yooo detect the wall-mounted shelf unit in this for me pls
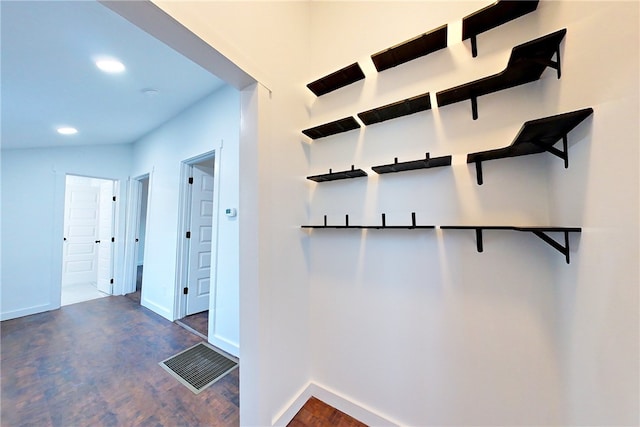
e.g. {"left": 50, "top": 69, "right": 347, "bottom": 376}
{"left": 436, "top": 28, "right": 566, "bottom": 120}
{"left": 302, "top": 116, "right": 360, "bottom": 140}
{"left": 462, "top": 0, "right": 540, "bottom": 57}
{"left": 302, "top": 213, "right": 435, "bottom": 230}
{"left": 371, "top": 24, "right": 448, "bottom": 72}
{"left": 440, "top": 225, "right": 581, "bottom": 263}
{"left": 372, "top": 153, "right": 452, "bottom": 174}
{"left": 307, "top": 63, "right": 366, "bottom": 96}
{"left": 357, "top": 93, "right": 431, "bottom": 125}
{"left": 307, "top": 165, "right": 367, "bottom": 182}
{"left": 467, "top": 108, "right": 594, "bottom": 185}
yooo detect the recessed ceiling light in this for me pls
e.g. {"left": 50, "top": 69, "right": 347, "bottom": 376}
{"left": 57, "top": 127, "right": 78, "bottom": 135}
{"left": 95, "top": 58, "right": 125, "bottom": 73}
{"left": 142, "top": 88, "right": 159, "bottom": 97}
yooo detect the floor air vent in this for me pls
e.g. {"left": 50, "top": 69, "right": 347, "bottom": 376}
{"left": 160, "top": 342, "right": 238, "bottom": 394}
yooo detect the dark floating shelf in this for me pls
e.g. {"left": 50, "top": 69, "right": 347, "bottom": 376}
{"left": 436, "top": 28, "right": 566, "bottom": 120}
{"left": 307, "top": 63, "right": 366, "bottom": 97}
{"left": 372, "top": 153, "right": 452, "bottom": 174}
{"left": 307, "top": 165, "right": 367, "bottom": 182}
{"left": 440, "top": 226, "right": 581, "bottom": 264}
{"left": 302, "top": 213, "right": 435, "bottom": 230}
{"left": 467, "top": 108, "right": 594, "bottom": 185}
{"left": 302, "top": 116, "right": 360, "bottom": 140}
{"left": 358, "top": 93, "right": 432, "bottom": 126}
{"left": 462, "top": 0, "right": 539, "bottom": 57}
{"left": 371, "top": 24, "right": 448, "bottom": 72}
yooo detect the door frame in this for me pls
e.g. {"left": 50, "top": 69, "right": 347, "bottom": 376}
{"left": 123, "top": 172, "right": 152, "bottom": 296}
{"left": 174, "top": 148, "right": 222, "bottom": 323}
{"left": 59, "top": 173, "right": 119, "bottom": 298}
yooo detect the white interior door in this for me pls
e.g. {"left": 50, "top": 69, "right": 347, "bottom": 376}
{"left": 62, "top": 179, "right": 100, "bottom": 286}
{"left": 186, "top": 163, "right": 214, "bottom": 315}
{"left": 96, "top": 181, "right": 115, "bottom": 294}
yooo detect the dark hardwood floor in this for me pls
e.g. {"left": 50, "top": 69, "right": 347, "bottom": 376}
{"left": 1, "top": 296, "right": 238, "bottom": 426}
{"left": 288, "top": 397, "right": 368, "bottom": 427}
{"left": 1, "top": 295, "right": 366, "bottom": 427}
{"left": 178, "top": 310, "right": 209, "bottom": 337}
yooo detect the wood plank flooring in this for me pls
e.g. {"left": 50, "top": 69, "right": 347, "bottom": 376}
{"left": 177, "top": 310, "right": 209, "bottom": 337}
{"left": 288, "top": 397, "right": 368, "bottom": 427}
{"left": 1, "top": 296, "right": 238, "bottom": 426}
{"left": 1, "top": 296, "right": 366, "bottom": 427}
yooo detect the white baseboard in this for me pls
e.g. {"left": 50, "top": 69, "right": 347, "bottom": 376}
{"left": 141, "top": 297, "right": 172, "bottom": 321}
{"left": 210, "top": 333, "right": 239, "bottom": 358}
{"left": 0, "top": 303, "right": 54, "bottom": 321}
{"left": 272, "top": 381, "right": 400, "bottom": 427}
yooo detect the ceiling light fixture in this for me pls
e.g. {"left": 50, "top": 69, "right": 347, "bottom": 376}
{"left": 142, "top": 88, "right": 159, "bottom": 97}
{"left": 57, "top": 127, "right": 78, "bottom": 135}
{"left": 95, "top": 58, "right": 125, "bottom": 73}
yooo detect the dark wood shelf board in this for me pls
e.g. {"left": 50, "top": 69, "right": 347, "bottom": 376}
{"left": 307, "top": 63, "right": 365, "bottom": 97}
{"left": 307, "top": 166, "right": 367, "bottom": 182}
{"left": 440, "top": 225, "right": 581, "bottom": 263}
{"left": 302, "top": 225, "right": 436, "bottom": 230}
{"left": 441, "top": 226, "right": 581, "bottom": 232}
{"left": 462, "top": 0, "right": 539, "bottom": 57}
{"left": 357, "top": 93, "right": 431, "bottom": 126}
{"left": 371, "top": 24, "right": 448, "bottom": 72}
{"left": 436, "top": 29, "right": 566, "bottom": 119}
{"left": 302, "top": 213, "right": 435, "bottom": 229}
{"left": 372, "top": 154, "right": 452, "bottom": 174}
{"left": 302, "top": 116, "right": 360, "bottom": 140}
{"left": 467, "top": 108, "right": 594, "bottom": 184}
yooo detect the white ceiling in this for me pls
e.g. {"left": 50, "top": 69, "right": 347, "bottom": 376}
{"left": 1, "top": 0, "right": 226, "bottom": 150}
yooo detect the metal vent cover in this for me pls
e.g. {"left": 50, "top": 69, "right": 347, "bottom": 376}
{"left": 160, "top": 342, "right": 238, "bottom": 394}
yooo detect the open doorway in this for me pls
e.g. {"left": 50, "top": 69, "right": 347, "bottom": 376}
{"left": 61, "top": 174, "right": 116, "bottom": 306}
{"left": 133, "top": 175, "right": 149, "bottom": 304}
{"left": 122, "top": 173, "right": 150, "bottom": 305}
{"left": 176, "top": 153, "right": 218, "bottom": 338}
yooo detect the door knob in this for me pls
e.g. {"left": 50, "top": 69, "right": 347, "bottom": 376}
{"left": 95, "top": 240, "right": 101, "bottom": 243}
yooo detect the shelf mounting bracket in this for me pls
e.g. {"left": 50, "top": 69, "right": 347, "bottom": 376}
{"left": 470, "top": 96, "right": 479, "bottom": 120}
{"left": 545, "top": 135, "right": 569, "bottom": 168}
{"left": 470, "top": 35, "right": 478, "bottom": 58}
{"left": 474, "top": 160, "right": 484, "bottom": 185}
{"left": 530, "top": 230, "right": 571, "bottom": 264}
{"left": 475, "top": 228, "right": 484, "bottom": 252}
{"left": 528, "top": 46, "right": 561, "bottom": 78}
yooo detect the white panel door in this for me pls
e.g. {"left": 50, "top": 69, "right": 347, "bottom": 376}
{"left": 62, "top": 183, "right": 100, "bottom": 286}
{"left": 96, "top": 181, "right": 115, "bottom": 294}
{"left": 186, "top": 164, "right": 214, "bottom": 315}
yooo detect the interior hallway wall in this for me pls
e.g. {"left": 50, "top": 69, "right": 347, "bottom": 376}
{"left": 1, "top": 144, "right": 132, "bottom": 320}
{"left": 129, "top": 85, "right": 241, "bottom": 356}
{"left": 149, "top": 2, "right": 312, "bottom": 425}
{"left": 155, "top": 1, "right": 638, "bottom": 426}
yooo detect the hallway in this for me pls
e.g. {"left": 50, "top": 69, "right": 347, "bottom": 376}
{"left": 1, "top": 296, "right": 238, "bottom": 426}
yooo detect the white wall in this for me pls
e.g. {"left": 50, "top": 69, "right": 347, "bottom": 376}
{"left": 156, "top": 1, "right": 638, "bottom": 426}
{"left": 547, "top": 2, "right": 639, "bottom": 423}
{"left": 150, "top": 2, "right": 312, "bottom": 425}
{"left": 1, "top": 144, "right": 132, "bottom": 320}
{"left": 129, "top": 85, "right": 242, "bottom": 356}
{"left": 306, "top": 1, "right": 637, "bottom": 426}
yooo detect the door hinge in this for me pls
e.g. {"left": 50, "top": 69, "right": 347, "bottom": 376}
{"left": 112, "top": 196, "right": 116, "bottom": 202}
{"left": 110, "top": 278, "right": 114, "bottom": 284}
{"left": 188, "top": 177, "right": 193, "bottom": 184}
{"left": 186, "top": 231, "right": 191, "bottom": 239}
{"left": 183, "top": 287, "right": 188, "bottom": 295}
{"left": 111, "top": 237, "right": 115, "bottom": 243}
